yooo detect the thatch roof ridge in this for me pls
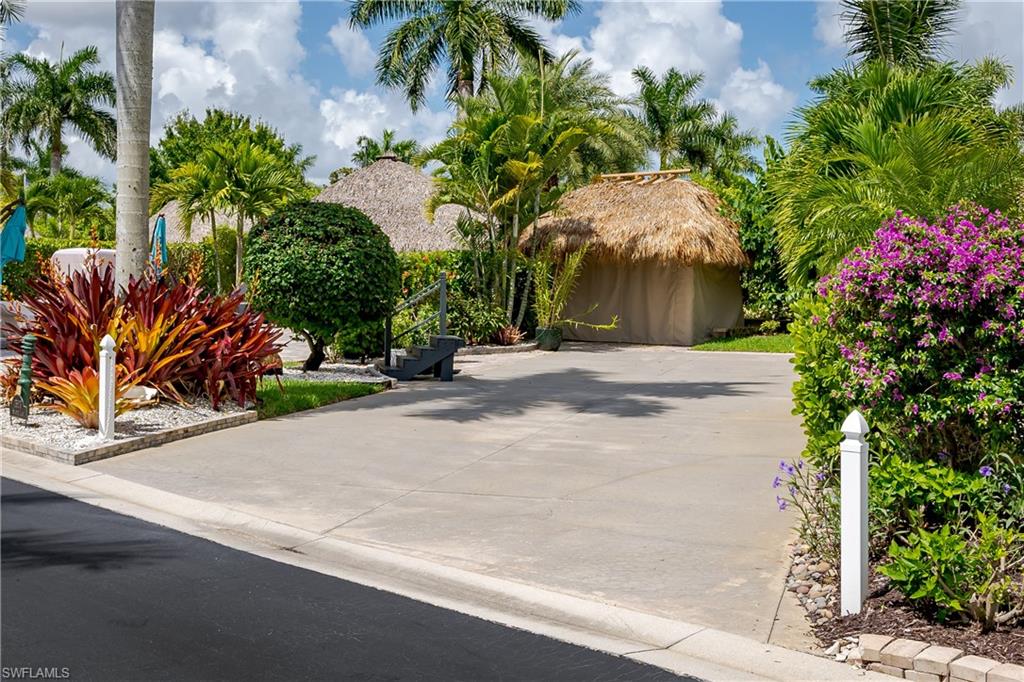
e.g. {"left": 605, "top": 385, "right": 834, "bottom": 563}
{"left": 520, "top": 176, "right": 747, "bottom": 268}
{"left": 314, "top": 157, "right": 460, "bottom": 252}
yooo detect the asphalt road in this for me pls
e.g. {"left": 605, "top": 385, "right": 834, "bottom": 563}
{"left": 1, "top": 478, "right": 689, "bottom": 681}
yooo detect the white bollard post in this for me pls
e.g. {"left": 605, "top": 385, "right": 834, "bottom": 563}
{"left": 840, "top": 409, "right": 869, "bottom": 615}
{"left": 98, "top": 334, "right": 116, "bottom": 440}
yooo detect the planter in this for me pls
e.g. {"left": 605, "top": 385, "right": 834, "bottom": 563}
{"left": 535, "top": 326, "right": 563, "bottom": 351}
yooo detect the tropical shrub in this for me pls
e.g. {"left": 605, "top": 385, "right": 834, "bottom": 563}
{"left": 818, "top": 205, "right": 1024, "bottom": 470}
{"left": 40, "top": 366, "right": 138, "bottom": 428}
{"left": 245, "top": 201, "right": 400, "bottom": 370}
{"left": 447, "top": 290, "right": 505, "bottom": 346}
{"left": 879, "top": 515, "right": 1023, "bottom": 631}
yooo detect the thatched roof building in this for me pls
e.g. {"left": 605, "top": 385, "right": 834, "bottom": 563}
{"left": 314, "top": 155, "right": 463, "bottom": 252}
{"left": 522, "top": 170, "right": 746, "bottom": 346}
{"left": 521, "top": 169, "right": 747, "bottom": 266}
{"left": 150, "top": 201, "right": 251, "bottom": 243}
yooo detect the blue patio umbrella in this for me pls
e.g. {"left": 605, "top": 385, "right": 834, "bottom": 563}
{"left": 150, "top": 213, "right": 168, "bottom": 276}
{"left": 0, "top": 202, "right": 28, "bottom": 288}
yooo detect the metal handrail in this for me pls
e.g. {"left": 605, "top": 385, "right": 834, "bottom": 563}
{"left": 384, "top": 272, "right": 447, "bottom": 368}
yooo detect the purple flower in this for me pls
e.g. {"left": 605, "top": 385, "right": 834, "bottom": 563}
{"left": 979, "top": 465, "right": 994, "bottom": 477}
{"left": 789, "top": 485, "right": 797, "bottom": 496}
{"left": 779, "top": 460, "right": 787, "bottom": 472}
{"left": 815, "top": 471, "right": 826, "bottom": 482}
{"left": 772, "top": 476, "right": 782, "bottom": 489}
{"left": 1003, "top": 483, "right": 1012, "bottom": 494}
{"left": 776, "top": 496, "right": 788, "bottom": 511}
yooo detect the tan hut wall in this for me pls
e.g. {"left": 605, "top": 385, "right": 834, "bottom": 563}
{"left": 562, "top": 257, "right": 742, "bottom": 345}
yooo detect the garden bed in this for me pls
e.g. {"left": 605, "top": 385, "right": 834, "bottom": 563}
{"left": 2, "top": 400, "right": 255, "bottom": 465}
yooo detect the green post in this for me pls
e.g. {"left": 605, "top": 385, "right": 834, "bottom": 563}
{"left": 18, "top": 333, "right": 36, "bottom": 410}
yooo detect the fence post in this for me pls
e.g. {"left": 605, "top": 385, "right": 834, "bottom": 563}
{"left": 98, "top": 334, "right": 116, "bottom": 441}
{"left": 840, "top": 409, "right": 869, "bottom": 615}
{"left": 438, "top": 272, "right": 447, "bottom": 336}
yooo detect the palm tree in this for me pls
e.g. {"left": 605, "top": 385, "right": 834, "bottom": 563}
{"left": 29, "top": 173, "right": 113, "bottom": 239}
{"left": 349, "top": 0, "right": 579, "bottom": 110}
{"left": 2, "top": 46, "right": 116, "bottom": 176}
{"left": 840, "top": 0, "right": 960, "bottom": 67}
{"left": 630, "top": 66, "right": 716, "bottom": 170}
{"left": 209, "top": 140, "right": 304, "bottom": 287}
{"left": 687, "top": 113, "right": 759, "bottom": 180}
{"left": 0, "top": 0, "right": 24, "bottom": 41}
{"left": 352, "top": 129, "right": 421, "bottom": 167}
{"left": 514, "top": 50, "right": 646, "bottom": 184}
{"left": 115, "top": 0, "right": 155, "bottom": 288}
{"left": 151, "top": 152, "right": 227, "bottom": 293}
{"left": 769, "top": 60, "right": 1024, "bottom": 286}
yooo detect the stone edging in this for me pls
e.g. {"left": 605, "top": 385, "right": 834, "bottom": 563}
{"left": 458, "top": 342, "right": 539, "bottom": 356}
{"left": 852, "top": 634, "right": 1023, "bottom": 682}
{"left": 1, "top": 411, "right": 258, "bottom": 466}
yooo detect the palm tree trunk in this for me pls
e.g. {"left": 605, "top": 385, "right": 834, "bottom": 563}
{"left": 208, "top": 210, "right": 222, "bottom": 294}
{"left": 234, "top": 213, "right": 244, "bottom": 288}
{"left": 114, "top": 0, "right": 155, "bottom": 291}
{"left": 49, "top": 126, "right": 62, "bottom": 176}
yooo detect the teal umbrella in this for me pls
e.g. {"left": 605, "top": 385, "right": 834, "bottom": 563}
{"left": 0, "top": 203, "right": 27, "bottom": 288}
{"left": 150, "top": 213, "right": 168, "bottom": 276}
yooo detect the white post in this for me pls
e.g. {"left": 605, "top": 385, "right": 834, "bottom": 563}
{"left": 98, "top": 334, "right": 116, "bottom": 440}
{"left": 840, "top": 409, "right": 869, "bottom": 615}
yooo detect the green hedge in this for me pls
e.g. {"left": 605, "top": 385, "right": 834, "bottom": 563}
{"left": 1, "top": 234, "right": 236, "bottom": 300}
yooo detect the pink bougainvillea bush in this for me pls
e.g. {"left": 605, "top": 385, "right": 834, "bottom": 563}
{"left": 816, "top": 204, "right": 1023, "bottom": 469}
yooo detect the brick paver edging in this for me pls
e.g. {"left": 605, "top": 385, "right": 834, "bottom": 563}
{"left": 2, "top": 411, "right": 258, "bottom": 466}
{"left": 854, "top": 633, "right": 1023, "bottom": 682}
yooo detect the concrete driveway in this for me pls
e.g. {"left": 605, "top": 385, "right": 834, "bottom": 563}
{"left": 84, "top": 344, "right": 805, "bottom": 642}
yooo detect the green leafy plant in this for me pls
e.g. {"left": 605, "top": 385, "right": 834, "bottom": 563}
{"left": 447, "top": 290, "right": 505, "bottom": 346}
{"left": 244, "top": 201, "right": 400, "bottom": 371}
{"left": 880, "top": 514, "right": 1023, "bottom": 631}
{"left": 531, "top": 245, "right": 617, "bottom": 331}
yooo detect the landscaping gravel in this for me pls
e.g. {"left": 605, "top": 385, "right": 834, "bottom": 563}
{"left": 278, "top": 363, "right": 391, "bottom": 384}
{"left": 3, "top": 399, "right": 244, "bottom": 453}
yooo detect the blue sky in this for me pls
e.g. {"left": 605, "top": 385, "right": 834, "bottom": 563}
{"left": 5, "top": 1, "right": 1022, "bottom": 183}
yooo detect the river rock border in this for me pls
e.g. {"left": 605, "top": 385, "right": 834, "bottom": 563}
{"left": 852, "top": 634, "right": 1024, "bottom": 682}
{"left": 2, "top": 410, "right": 258, "bottom": 466}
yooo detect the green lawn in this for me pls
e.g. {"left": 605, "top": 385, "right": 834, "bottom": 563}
{"left": 257, "top": 380, "right": 385, "bottom": 419}
{"left": 691, "top": 333, "right": 794, "bottom": 353}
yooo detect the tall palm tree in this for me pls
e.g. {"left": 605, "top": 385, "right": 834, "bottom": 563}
{"left": 688, "top": 113, "right": 759, "bottom": 180}
{"left": 151, "top": 152, "right": 227, "bottom": 293}
{"left": 630, "top": 66, "right": 715, "bottom": 170}
{"left": 115, "top": 0, "right": 155, "bottom": 288}
{"left": 769, "top": 60, "right": 1024, "bottom": 286}
{"left": 351, "top": 129, "right": 421, "bottom": 167}
{"left": 209, "top": 140, "right": 304, "bottom": 287}
{"left": 840, "top": 0, "right": 961, "bottom": 67}
{"left": 349, "top": 0, "right": 579, "bottom": 110}
{"left": 2, "top": 46, "right": 116, "bottom": 176}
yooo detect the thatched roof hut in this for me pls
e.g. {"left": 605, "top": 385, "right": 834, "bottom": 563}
{"left": 314, "top": 156, "right": 463, "bottom": 252}
{"left": 521, "top": 170, "right": 746, "bottom": 346}
{"left": 150, "top": 201, "right": 251, "bottom": 243}
{"left": 521, "top": 170, "right": 747, "bottom": 267}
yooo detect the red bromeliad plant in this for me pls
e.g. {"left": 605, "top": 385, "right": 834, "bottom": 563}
{"left": 3, "top": 265, "right": 282, "bottom": 413}
{"left": 40, "top": 366, "right": 139, "bottom": 428}
{"left": 193, "top": 290, "right": 282, "bottom": 409}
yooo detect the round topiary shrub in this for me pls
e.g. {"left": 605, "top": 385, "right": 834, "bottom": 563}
{"left": 245, "top": 200, "right": 400, "bottom": 370}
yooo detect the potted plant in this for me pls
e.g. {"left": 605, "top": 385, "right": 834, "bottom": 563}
{"left": 531, "top": 245, "right": 617, "bottom": 351}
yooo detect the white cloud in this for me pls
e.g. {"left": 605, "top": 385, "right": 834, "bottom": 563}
{"left": 716, "top": 61, "right": 798, "bottom": 133}
{"left": 813, "top": 1, "right": 846, "bottom": 51}
{"left": 319, "top": 89, "right": 451, "bottom": 169}
{"left": 9, "top": 0, "right": 451, "bottom": 185}
{"left": 537, "top": 0, "right": 794, "bottom": 136}
{"left": 327, "top": 20, "right": 376, "bottom": 76}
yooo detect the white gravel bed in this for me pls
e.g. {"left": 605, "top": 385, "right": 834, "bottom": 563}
{"left": 277, "top": 362, "right": 391, "bottom": 384}
{"left": 3, "top": 399, "right": 244, "bottom": 453}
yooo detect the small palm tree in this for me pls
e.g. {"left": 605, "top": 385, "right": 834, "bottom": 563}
{"left": 29, "top": 173, "right": 113, "bottom": 239}
{"left": 351, "top": 129, "right": 421, "bottom": 167}
{"left": 350, "top": 0, "right": 578, "bottom": 110}
{"left": 151, "top": 152, "right": 227, "bottom": 293}
{"left": 2, "top": 46, "right": 116, "bottom": 176}
{"left": 630, "top": 66, "right": 715, "bottom": 170}
{"left": 209, "top": 140, "right": 304, "bottom": 286}
{"left": 840, "top": 0, "right": 960, "bottom": 67}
